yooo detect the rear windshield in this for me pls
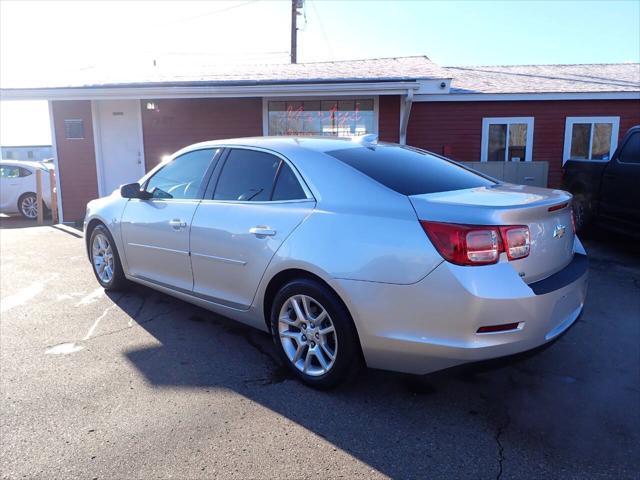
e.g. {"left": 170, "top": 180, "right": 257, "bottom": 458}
{"left": 327, "top": 145, "right": 495, "bottom": 195}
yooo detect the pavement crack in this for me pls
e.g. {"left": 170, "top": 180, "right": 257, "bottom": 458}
{"left": 214, "top": 325, "right": 291, "bottom": 386}
{"left": 495, "top": 415, "right": 511, "bottom": 480}
{"left": 80, "top": 308, "right": 178, "bottom": 344}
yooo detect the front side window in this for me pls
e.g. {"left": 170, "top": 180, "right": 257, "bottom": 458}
{"left": 481, "top": 117, "right": 534, "bottom": 162}
{"left": 327, "top": 145, "right": 495, "bottom": 196}
{"left": 268, "top": 99, "right": 375, "bottom": 137}
{"left": 19, "top": 167, "right": 33, "bottom": 177}
{"left": 145, "top": 148, "right": 217, "bottom": 199}
{"left": 563, "top": 117, "right": 619, "bottom": 164}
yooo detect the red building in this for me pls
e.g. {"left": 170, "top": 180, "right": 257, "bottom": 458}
{"left": 2, "top": 56, "right": 639, "bottom": 222}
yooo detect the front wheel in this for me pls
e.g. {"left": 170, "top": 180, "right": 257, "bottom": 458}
{"left": 270, "top": 279, "right": 361, "bottom": 389}
{"left": 89, "top": 224, "right": 128, "bottom": 291}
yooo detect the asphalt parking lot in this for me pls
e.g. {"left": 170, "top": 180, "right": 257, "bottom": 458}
{"left": 1, "top": 216, "right": 638, "bottom": 479}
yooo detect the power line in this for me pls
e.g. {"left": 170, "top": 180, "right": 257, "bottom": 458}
{"left": 159, "top": 0, "right": 258, "bottom": 28}
{"left": 310, "top": 0, "right": 334, "bottom": 58}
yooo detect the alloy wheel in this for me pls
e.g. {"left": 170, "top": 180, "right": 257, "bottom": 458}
{"left": 278, "top": 294, "right": 338, "bottom": 376}
{"left": 92, "top": 233, "right": 114, "bottom": 283}
{"left": 20, "top": 195, "right": 38, "bottom": 219}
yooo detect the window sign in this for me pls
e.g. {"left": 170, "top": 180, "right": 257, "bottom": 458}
{"left": 268, "top": 99, "right": 375, "bottom": 136}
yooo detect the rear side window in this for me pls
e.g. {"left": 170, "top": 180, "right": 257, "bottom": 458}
{"left": 327, "top": 145, "right": 495, "bottom": 195}
{"left": 619, "top": 132, "right": 640, "bottom": 164}
{"left": 272, "top": 163, "right": 306, "bottom": 201}
{"left": 214, "top": 149, "right": 280, "bottom": 201}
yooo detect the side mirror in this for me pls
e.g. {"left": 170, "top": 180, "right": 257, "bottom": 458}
{"left": 120, "top": 182, "right": 151, "bottom": 199}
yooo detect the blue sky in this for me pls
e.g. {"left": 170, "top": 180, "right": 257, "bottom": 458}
{"left": 1, "top": 0, "right": 639, "bottom": 145}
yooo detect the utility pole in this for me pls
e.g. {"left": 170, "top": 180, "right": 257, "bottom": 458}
{"left": 291, "top": 0, "right": 303, "bottom": 64}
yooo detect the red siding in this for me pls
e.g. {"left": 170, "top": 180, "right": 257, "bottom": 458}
{"left": 51, "top": 100, "right": 98, "bottom": 221}
{"left": 407, "top": 99, "right": 640, "bottom": 187}
{"left": 141, "top": 98, "right": 263, "bottom": 170}
{"left": 378, "top": 95, "right": 400, "bottom": 142}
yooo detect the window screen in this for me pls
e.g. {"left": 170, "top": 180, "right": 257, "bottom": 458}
{"left": 145, "top": 149, "right": 217, "bottom": 199}
{"left": 327, "top": 145, "right": 495, "bottom": 196}
{"left": 64, "top": 119, "right": 84, "bottom": 139}
{"left": 214, "top": 149, "right": 280, "bottom": 201}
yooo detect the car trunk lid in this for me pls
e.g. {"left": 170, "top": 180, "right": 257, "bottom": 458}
{"left": 409, "top": 184, "right": 575, "bottom": 283}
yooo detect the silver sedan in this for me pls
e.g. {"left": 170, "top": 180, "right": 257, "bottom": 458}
{"left": 84, "top": 136, "right": 588, "bottom": 388}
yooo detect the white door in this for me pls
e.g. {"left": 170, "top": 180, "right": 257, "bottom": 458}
{"left": 95, "top": 100, "right": 145, "bottom": 196}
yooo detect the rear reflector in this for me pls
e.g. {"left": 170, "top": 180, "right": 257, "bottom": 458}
{"left": 420, "top": 221, "right": 530, "bottom": 266}
{"left": 477, "top": 322, "right": 521, "bottom": 334}
{"left": 548, "top": 202, "right": 569, "bottom": 212}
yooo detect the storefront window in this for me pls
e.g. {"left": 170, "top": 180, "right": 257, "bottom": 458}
{"left": 268, "top": 99, "right": 375, "bottom": 136}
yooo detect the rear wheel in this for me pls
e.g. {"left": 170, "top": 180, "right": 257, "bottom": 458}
{"left": 572, "top": 193, "right": 592, "bottom": 233}
{"left": 89, "top": 224, "right": 128, "bottom": 291}
{"left": 270, "top": 278, "right": 361, "bottom": 389}
{"left": 18, "top": 193, "right": 38, "bottom": 219}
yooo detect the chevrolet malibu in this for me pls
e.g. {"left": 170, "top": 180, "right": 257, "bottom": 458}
{"left": 84, "top": 136, "right": 588, "bottom": 388}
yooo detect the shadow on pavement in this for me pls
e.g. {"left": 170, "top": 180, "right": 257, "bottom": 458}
{"left": 0, "top": 215, "right": 49, "bottom": 229}
{"left": 103, "top": 260, "right": 639, "bottom": 479}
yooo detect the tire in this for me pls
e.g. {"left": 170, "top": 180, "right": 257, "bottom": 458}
{"left": 18, "top": 193, "right": 38, "bottom": 219}
{"left": 572, "top": 193, "right": 592, "bottom": 233}
{"left": 270, "top": 278, "right": 361, "bottom": 389}
{"left": 88, "top": 224, "right": 128, "bottom": 291}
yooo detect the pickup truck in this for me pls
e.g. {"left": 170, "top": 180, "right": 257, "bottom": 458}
{"left": 563, "top": 125, "right": 640, "bottom": 236}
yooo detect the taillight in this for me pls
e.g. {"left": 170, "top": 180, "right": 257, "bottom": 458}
{"left": 420, "top": 221, "right": 530, "bottom": 266}
{"left": 500, "top": 226, "right": 530, "bottom": 260}
{"left": 570, "top": 207, "right": 576, "bottom": 234}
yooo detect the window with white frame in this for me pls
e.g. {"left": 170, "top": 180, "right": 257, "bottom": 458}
{"left": 481, "top": 117, "right": 534, "bottom": 162}
{"left": 563, "top": 117, "right": 619, "bottom": 164}
{"left": 267, "top": 98, "right": 376, "bottom": 136}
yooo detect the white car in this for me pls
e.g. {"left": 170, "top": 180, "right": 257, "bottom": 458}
{"left": 0, "top": 160, "right": 52, "bottom": 219}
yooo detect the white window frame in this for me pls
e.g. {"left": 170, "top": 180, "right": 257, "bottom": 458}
{"left": 562, "top": 116, "right": 620, "bottom": 165}
{"left": 262, "top": 96, "right": 379, "bottom": 137}
{"left": 481, "top": 117, "right": 535, "bottom": 162}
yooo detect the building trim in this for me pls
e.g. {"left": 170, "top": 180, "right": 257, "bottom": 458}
{"left": 415, "top": 92, "right": 640, "bottom": 102}
{"left": 399, "top": 90, "right": 414, "bottom": 145}
{"left": 47, "top": 101, "right": 64, "bottom": 223}
{"left": 90, "top": 101, "right": 106, "bottom": 197}
{"left": 1, "top": 81, "right": 421, "bottom": 101}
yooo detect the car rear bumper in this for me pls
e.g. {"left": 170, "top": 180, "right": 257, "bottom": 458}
{"left": 336, "top": 248, "right": 588, "bottom": 375}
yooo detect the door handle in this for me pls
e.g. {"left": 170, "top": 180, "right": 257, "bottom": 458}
{"left": 249, "top": 226, "right": 276, "bottom": 237}
{"left": 169, "top": 219, "right": 187, "bottom": 230}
